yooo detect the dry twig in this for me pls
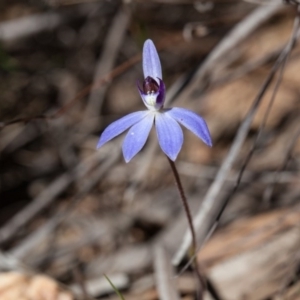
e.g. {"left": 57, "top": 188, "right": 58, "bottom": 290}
{"left": 173, "top": 5, "right": 300, "bottom": 265}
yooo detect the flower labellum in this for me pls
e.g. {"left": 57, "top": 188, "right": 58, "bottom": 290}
{"left": 97, "top": 39, "right": 212, "bottom": 162}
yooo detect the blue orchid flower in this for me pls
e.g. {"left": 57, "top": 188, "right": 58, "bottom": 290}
{"left": 97, "top": 39, "right": 212, "bottom": 162}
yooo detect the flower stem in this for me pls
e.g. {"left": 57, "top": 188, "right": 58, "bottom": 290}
{"left": 167, "top": 157, "right": 206, "bottom": 299}
{"left": 167, "top": 157, "right": 197, "bottom": 255}
{"left": 167, "top": 157, "right": 223, "bottom": 300}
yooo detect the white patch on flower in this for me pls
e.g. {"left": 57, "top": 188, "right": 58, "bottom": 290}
{"left": 144, "top": 92, "right": 160, "bottom": 111}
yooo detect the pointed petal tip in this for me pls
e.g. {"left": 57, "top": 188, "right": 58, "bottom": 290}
{"left": 124, "top": 155, "right": 131, "bottom": 163}
{"left": 143, "top": 39, "right": 156, "bottom": 56}
{"left": 96, "top": 139, "right": 104, "bottom": 149}
{"left": 144, "top": 39, "right": 153, "bottom": 44}
{"left": 203, "top": 132, "right": 213, "bottom": 147}
{"left": 144, "top": 39, "right": 155, "bottom": 48}
{"left": 166, "top": 153, "right": 178, "bottom": 161}
{"left": 123, "top": 148, "right": 134, "bottom": 163}
{"left": 201, "top": 133, "right": 213, "bottom": 147}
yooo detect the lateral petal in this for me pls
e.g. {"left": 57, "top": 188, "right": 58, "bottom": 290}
{"left": 97, "top": 111, "right": 149, "bottom": 149}
{"left": 165, "top": 107, "right": 212, "bottom": 147}
{"left": 122, "top": 113, "right": 155, "bottom": 162}
{"left": 155, "top": 113, "right": 183, "bottom": 161}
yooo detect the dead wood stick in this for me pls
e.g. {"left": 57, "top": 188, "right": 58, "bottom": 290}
{"left": 0, "top": 173, "right": 73, "bottom": 245}
{"left": 154, "top": 246, "right": 180, "bottom": 300}
{"left": 211, "top": 44, "right": 293, "bottom": 86}
{"left": 82, "top": 7, "right": 131, "bottom": 131}
{"left": 173, "top": 8, "right": 300, "bottom": 265}
{"left": 9, "top": 144, "right": 120, "bottom": 260}
{"left": 155, "top": 159, "right": 299, "bottom": 184}
{"left": 186, "top": 4, "right": 284, "bottom": 95}
{"left": 206, "top": 33, "right": 296, "bottom": 232}
{"left": 0, "top": 144, "right": 114, "bottom": 246}
{"left": 197, "top": 206, "right": 300, "bottom": 267}
{"left": 0, "top": 251, "right": 29, "bottom": 272}
{"left": 0, "top": 13, "right": 63, "bottom": 42}
{"left": 263, "top": 125, "right": 300, "bottom": 204}
{"left": 70, "top": 274, "right": 129, "bottom": 298}
{"left": 0, "top": 3, "right": 106, "bottom": 43}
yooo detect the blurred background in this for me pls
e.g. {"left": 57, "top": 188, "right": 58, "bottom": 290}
{"left": 0, "top": 0, "right": 300, "bottom": 299}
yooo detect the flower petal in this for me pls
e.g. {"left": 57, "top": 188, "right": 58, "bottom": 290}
{"left": 143, "top": 39, "right": 162, "bottom": 83}
{"left": 97, "top": 111, "right": 149, "bottom": 149}
{"left": 156, "top": 78, "right": 166, "bottom": 107}
{"left": 155, "top": 113, "right": 183, "bottom": 161}
{"left": 122, "top": 113, "right": 155, "bottom": 162}
{"left": 165, "top": 107, "right": 212, "bottom": 147}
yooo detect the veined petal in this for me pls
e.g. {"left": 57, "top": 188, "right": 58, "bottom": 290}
{"left": 97, "top": 111, "right": 149, "bottom": 149}
{"left": 165, "top": 107, "right": 212, "bottom": 147}
{"left": 122, "top": 113, "right": 155, "bottom": 162}
{"left": 143, "top": 40, "right": 162, "bottom": 83}
{"left": 155, "top": 113, "right": 183, "bottom": 161}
